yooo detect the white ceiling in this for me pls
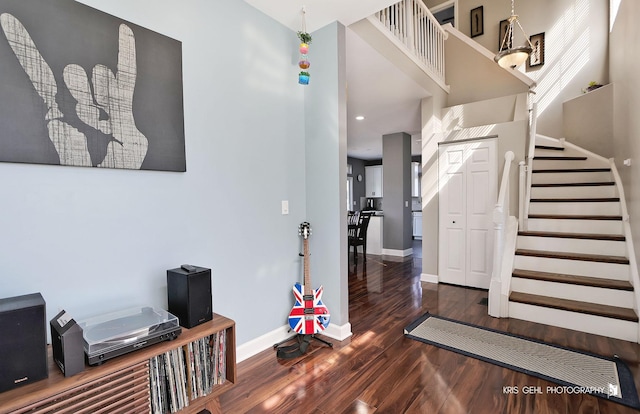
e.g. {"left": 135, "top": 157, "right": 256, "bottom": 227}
{"left": 244, "top": 0, "right": 431, "bottom": 160}
{"left": 244, "top": 0, "right": 400, "bottom": 33}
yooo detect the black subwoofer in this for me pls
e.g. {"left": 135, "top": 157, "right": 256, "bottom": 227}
{"left": 0, "top": 292, "right": 48, "bottom": 392}
{"left": 167, "top": 266, "right": 212, "bottom": 328}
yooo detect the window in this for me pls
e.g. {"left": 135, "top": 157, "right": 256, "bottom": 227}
{"left": 432, "top": 2, "right": 455, "bottom": 27}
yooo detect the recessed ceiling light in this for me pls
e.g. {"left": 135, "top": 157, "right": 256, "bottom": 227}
{"left": 355, "top": 116, "right": 365, "bottom": 121}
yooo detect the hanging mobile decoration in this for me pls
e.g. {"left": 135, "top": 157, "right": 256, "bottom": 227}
{"left": 297, "top": 7, "right": 312, "bottom": 85}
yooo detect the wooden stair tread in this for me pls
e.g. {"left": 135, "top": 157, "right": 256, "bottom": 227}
{"left": 534, "top": 156, "right": 587, "bottom": 160}
{"left": 528, "top": 214, "right": 622, "bottom": 220}
{"left": 509, "top": 292, "right": 639, "bottom": 322}
{"left": 516, "top": 248, "right": 629, "bottom": 264}
{"left": 512, "top": 269, "right": 634, "bottom": 290}
{"left": 529, "top": 197, "right": 619, "bottom": 203}
{"left": 518, "top": 230, "right": 625, "bottom": 241}
{"left": 535, "top": 145, "right": 565, "bottom": 151}
{"left": 532, "top": 168, "right": 611, "bottom": 173}
{"left": 531, "top": 182, "right": 615, "bottom": 188}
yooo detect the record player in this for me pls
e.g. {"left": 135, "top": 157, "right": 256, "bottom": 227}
{"left": 79, "top": 306, "right": 181, "bottom": 365}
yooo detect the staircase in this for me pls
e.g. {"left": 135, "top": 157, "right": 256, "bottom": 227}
{"left": 507, "top": 135, "right": 639, "bottom": 342}
{"left": 355, "top": 0, "right": 638, "bottom": 343}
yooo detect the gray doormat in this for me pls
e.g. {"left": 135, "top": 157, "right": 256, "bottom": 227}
{"left": 405, "top": 313, "right": 640, "bottom": 409}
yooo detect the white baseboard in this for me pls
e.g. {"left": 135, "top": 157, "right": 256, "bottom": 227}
{"left": 421, "top": 273, "right": 438, "bottom": 283}
{"left": 382, "top": 248, "right": 413, "bottom": 257}
{"left": 322, "top": 322, "right": 353, "bottom": 341}
{"left": 236, "top": 325, "right": 293, "bottom": 363}
{"left": 235, "top": 322, "right": 353, "bottom": 363}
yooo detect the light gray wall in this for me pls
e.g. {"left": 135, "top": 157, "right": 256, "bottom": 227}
{"left": 382, "top": 132, "right": 413, "bottom": 251}
{"left": 445, "top": 26, "right": 531, "bottom": 107}
{"left": 0, "top": 0, "right": 313, "bottom": 347}
{"left": 455, "top": 0, "right": 609, "bottom": 140}
{"left": 421, "top": 91, "right": 448, "bottom": 277}
{"left": 563, "top": 83, "right": 614, "bottom": 158}
{"left": 304, "top": 22, "right": 349, "bottom": 327}
{"left": 611, "top": 0, "right": 640, "bottom": 283}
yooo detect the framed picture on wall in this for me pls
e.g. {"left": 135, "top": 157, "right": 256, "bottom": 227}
{"left": 528, "top": 32, "right": 545, "bottom": 68}
{"left": 470, "top": 6, "right": 483, "bottom": 38}
{"left": 499, "top": 19, "right": 512, "bottom": 50}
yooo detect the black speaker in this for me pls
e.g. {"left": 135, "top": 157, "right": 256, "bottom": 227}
{"left": 167, "top": 266, "right": 212, "bottom": 328}
{"left": 50, "top": 310, "right": 84, "bottom": 377}
{"left": 0, "top": 293, "right": 48, "bottom": 393}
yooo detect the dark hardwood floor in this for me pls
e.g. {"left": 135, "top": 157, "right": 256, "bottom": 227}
{"left": 219, "top": 243, "right": 640, "bottom": 413}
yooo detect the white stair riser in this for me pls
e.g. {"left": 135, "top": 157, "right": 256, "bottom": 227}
{"left": 533, "top": 148, "right": 563, "bottom": 156}
{"left": 526, "top": 218, "right": 623, "bottom": 235}
{"left": 533, "top": 150, "right": 567, "bottom": 159}
{"left": 528, "top": 201, "right": 620, "bottom": 215}
{"left": 508, "top": 302, "right": 638, "bottom": 342}
{"left": 530, "top": 185, "right": 617, "bottom": 199}
{"left": 514, "top": 255, "right": 629, "bottom": 280}
{"left": 534, "top": 144, "right": 585, "bottom": 158}
{"left": 517, "top": 235, "right": 627, "bottom": 256}
{"left": 534, "top": 146, "right": 587, "bottom": 158}
{"left": 533, "top": 158, "right": 609, "bottom": 169}
{"left": 510, "top": 278, "right": 635, "bottom": 308}
{"left": 531, "top": 171, "right": 612, "bottom": 184}
{"left": 536, "top": 136, "right": 562, "bottom": 148}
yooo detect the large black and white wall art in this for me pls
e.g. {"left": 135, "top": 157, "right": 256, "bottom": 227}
{"left": 0, "top": 0, "right": 185, "bottom": 171}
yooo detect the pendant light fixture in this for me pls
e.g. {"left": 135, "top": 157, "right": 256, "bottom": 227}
{"left": 494, "top": 0, "right": 533, "bottom": 69}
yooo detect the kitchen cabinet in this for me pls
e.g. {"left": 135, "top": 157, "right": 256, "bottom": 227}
{"left": 366, "top": 215, "right": 383, "bottom": 254}
{"left": 412, "top": 212, "right": 422, "bottom": 239}
{"left": 365, "top": 165, "right": 383, "bottom": 197}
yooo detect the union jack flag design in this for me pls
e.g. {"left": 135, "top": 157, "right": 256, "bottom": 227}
{"left": 288, "top": 282, "right": 330, "bottom": 334}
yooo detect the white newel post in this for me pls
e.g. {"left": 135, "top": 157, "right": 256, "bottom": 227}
{"left": 489, "top": 151, "right": 514, "bottom": 318}
{"left": 518, "top": 161, "right": 526, "bottom": 229}
{"left": 489, "top": 206, "right": 505, "bottom": 317}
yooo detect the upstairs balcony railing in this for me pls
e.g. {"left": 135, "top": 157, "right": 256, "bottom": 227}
{"left": 372, "top": 0, "right": 447, "bottom": 86}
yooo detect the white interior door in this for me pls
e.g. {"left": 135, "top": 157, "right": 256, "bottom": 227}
{"left": 438, "top": 145, "right": 466, "bottom": 285}
{"left": 438, "top": 139, "right": 497, "bottom": 289}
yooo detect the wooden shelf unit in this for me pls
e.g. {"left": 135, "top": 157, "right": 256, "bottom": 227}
{"left": 0, "top": 313, "right": 236, "bottom": 414}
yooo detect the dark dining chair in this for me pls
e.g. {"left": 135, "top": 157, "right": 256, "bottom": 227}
{"left": 348, "top": 211, "right": 372, "bottom": 261}
{"left": 347, "top": 211, "right": 358, "bottom": 226}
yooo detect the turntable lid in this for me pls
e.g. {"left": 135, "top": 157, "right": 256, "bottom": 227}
{"left": 78, "top": 306, "right": 179, "bottom": 355}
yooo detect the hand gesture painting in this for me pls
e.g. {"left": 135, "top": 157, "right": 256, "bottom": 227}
{"left": 0, "top": 2, "right": 185, "bottom": 171}
{"left": 1, "top": 13, "right": 146, "bottom": 168}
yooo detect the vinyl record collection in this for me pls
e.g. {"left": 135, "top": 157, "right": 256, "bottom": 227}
{"left": 149, "top": 330, "right": 227, "bottom": 413}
